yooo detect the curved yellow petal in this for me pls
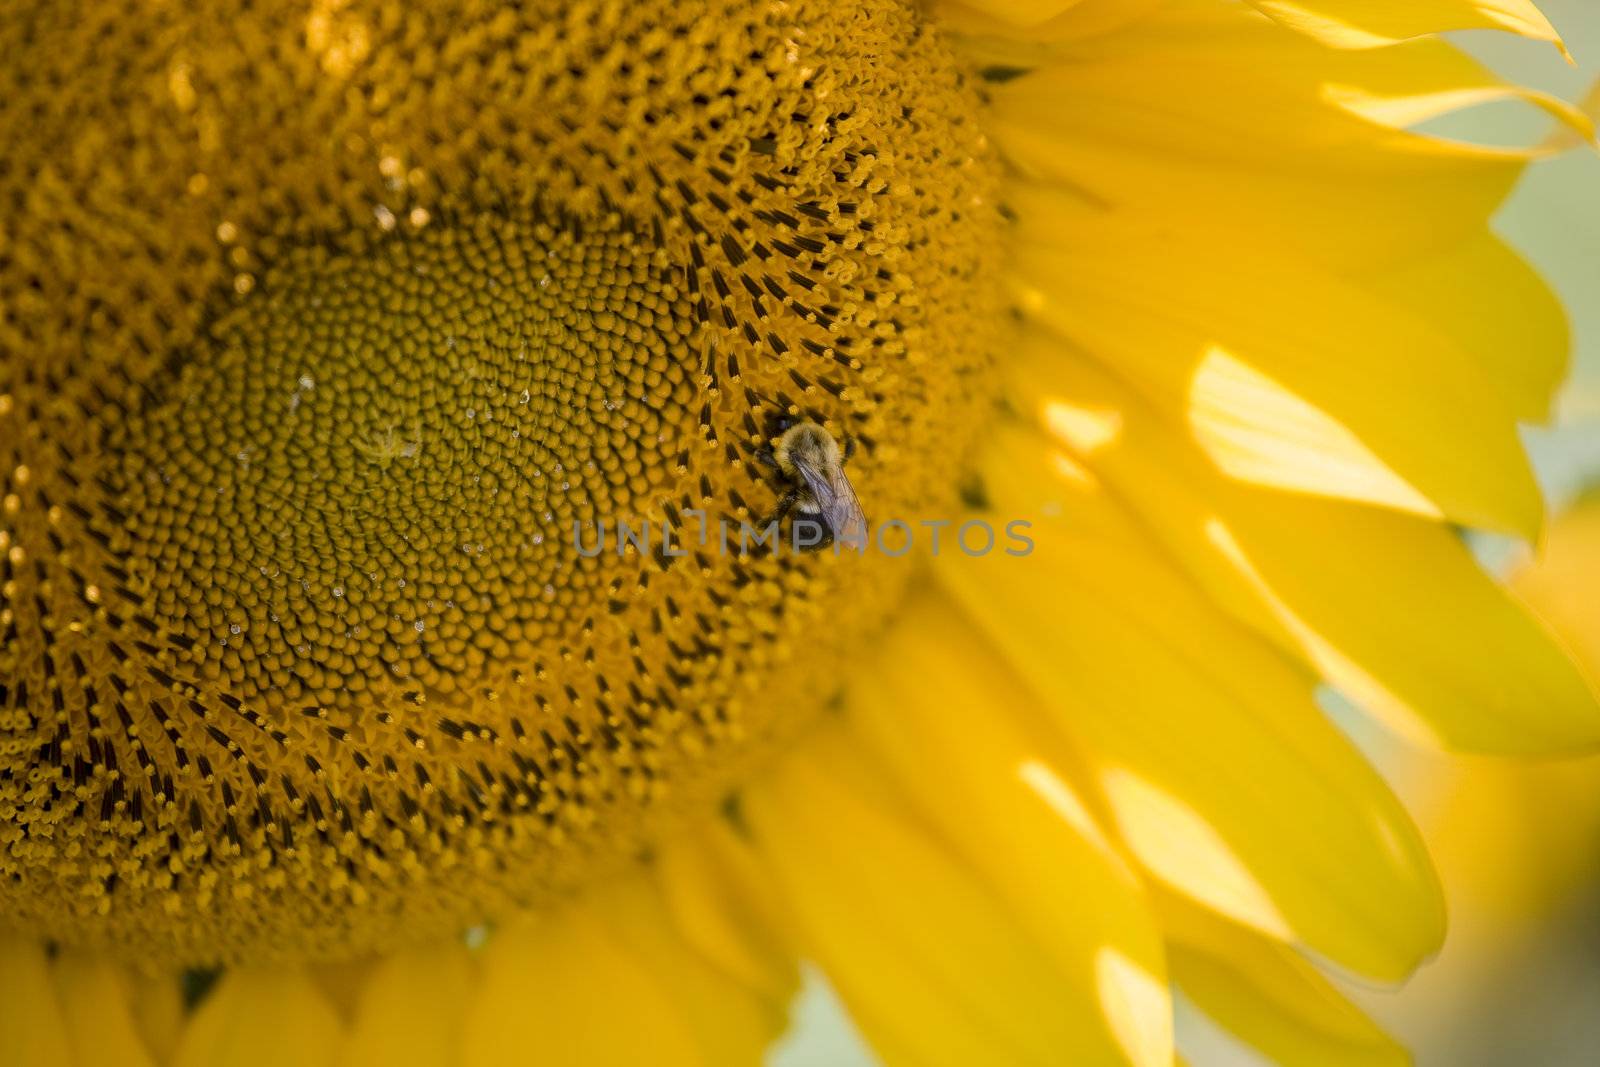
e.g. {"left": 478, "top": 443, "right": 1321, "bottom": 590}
{"left": 1159, "top": 893, "right": 1408, "bottom": 1067}
{"left": 129, "top": 971, "right": 186, "bottom": 1066}
{"left": 1369, "top": 494, "right": 1600, "bottom": 1019}
{"left": 986, "top": 3, "right": 1567, "bottom": 272}
{"left": 1326, "top": 72, "right": 1590, "bottom": 147}
{"left": 745, "top": 724, "right": 1152, "bottom": 1066}
{"left": 463, "top": 905, "right": 705, "bottom": 1067}
{"left": 848, "top": 586, "right": 1172, "bottom": 1067}
{"left": 1011, "top": 344, "right": 1600, "bottom": 754}
{"left": 1201, "top": 501, "right": 1600, "bottom": 754}
{"left": 599, "top": 876, "right": 791, "bottom": 1066}
{"left": 936, "top": 0, "right": 1169, "bottom": 50}
{"left": 1010, "top": 201, "right": 1544, "bottom": 538}
{"left": 937, "top": 425, "right": 1444, "bottom": 980}
{"left": 1245, "top": 0, "right": 1568, "bottom": 56}
{"left": 1363, "top": 232, "right": 1569, "bottom": 423}
{"left": 939, "top": 0, "right": 1087, "bottom": 27}
{"left": 313, "top": 959, "right": 373, "bottom": 1029}
{"left": 462, "top": 873, "right": 779, "bottom": 1067}
{"left": 174, "top": 966, "right": 344, "bottom": 1067}
{"left": 52, "top": 952, "right": 159, "bottom": 1067}
{"left": 342, "top": 943, "right": 473, "bottom": 1067}
{"left": 1514, "top": 491, "right": 1600, "bottom": 672}
{"left": 0, "top": 937, "right": 73, "bottom": 1067}
{"left": 655, "top": 820, "right": 799, "bottom": 1011}
{"left": 1402, "top": 747, "right": 1600, "bottom": 945}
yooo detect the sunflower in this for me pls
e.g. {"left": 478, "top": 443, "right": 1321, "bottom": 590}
{"left": 2, "top": 0, "right": 1597, "bottom": 1064}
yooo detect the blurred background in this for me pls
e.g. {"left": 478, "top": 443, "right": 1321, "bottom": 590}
{"left": 773, "top": 2, "right": 1600, "bottom": 1063}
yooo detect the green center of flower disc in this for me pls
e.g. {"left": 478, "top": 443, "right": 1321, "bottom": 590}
{"left": 0, "top": 0, "right": 1006, "bottom": 962}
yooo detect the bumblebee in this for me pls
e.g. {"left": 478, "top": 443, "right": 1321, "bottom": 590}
{"left": 765, "top": 421, "right": 868, "bottom": 552}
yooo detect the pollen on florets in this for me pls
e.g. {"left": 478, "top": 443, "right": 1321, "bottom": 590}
{"left": 0, "top": 0, "right": 1008, "bottom": 962}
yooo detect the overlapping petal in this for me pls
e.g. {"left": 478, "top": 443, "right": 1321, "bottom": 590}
{"left": 0, "top": 937, "right": 76, "bottom": 1067}
{"left": 342, "top": 944, "right": 474, "bottom": 1067}
{"left": 52, "top": 953, "right": 161, "bottom": 1067}
{"left": 173, "top": 967, "right": 343, "bottom": 1067}
{"left": 462, "top": 905, "right": 705, "bottom": 1067}
{"left": 936, "top": 426, "right": 1445, "bottom": 981}
{"left": 1008, "top": 342, "right": 1600, "bottom": 753}
{"left": 1160, "top": 893, "right": 1408, "bottom": 1066}
{"left": 745, "top": 719, "right": 1166, "bottom": 1067}
{"left": 655, "top": 822, "right": 799, "bottom": 1013}
{"left": 1364, "top": 233, "right": 1570, "bottom": 422}
{"left": 982, "top": 0, "right": 1585, "bottom": 273}
{"left": 1244, "top": 0, "right": 1568, "bottom": 54}
{"left": 941, "top": 0, "right": 1086, "bottom": 27}
{"left": 848, "top": 589, "right": 1173, "bottom": 1067}
{"left": 935, "top": 0, "right": 1170, "bottom": 49}
{"left": 461, "top": 874, "right": 785, "bottom": 1067}
{"left": 1010, "top": 199, "right": 1545, "bottom": 537}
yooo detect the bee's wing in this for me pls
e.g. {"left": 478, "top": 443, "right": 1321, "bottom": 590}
{"left": 827, "top": 467, "right": 869, "bottom": 549}
{"left": 794, "top": 460, "right": 868, "bottom": 549}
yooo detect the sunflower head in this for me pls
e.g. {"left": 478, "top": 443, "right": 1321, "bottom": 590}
{"left": 7, "top": 2, "right": 1600, "bottom": 1066}
{"left": 0, "top": 0, "right": 1008, "bottom": 963}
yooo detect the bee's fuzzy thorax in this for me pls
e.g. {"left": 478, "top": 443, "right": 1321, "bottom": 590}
{"left": 775, "top": 422, "right": 842, "bottom": 477}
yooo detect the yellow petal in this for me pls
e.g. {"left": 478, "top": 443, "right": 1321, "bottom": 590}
{"left": 1183, "top": 345, "right": 1442, "bottom": 521}
{"left": 987, "top": 4, "right": 1558, "bottom": 272}
{"left": 1362, "top": 232, "right": 1569, "bottom": 423}
{"left": 1244, "top": 0, "right": 1568, "bottom": 56}
{"left": 463, "top": 873, "right": 779, "bottom": 1067}
{"left": 0, "top": 937, "right": 73, "bottom": 1067}
{"left": 1012, "top": 345, "right": 1600, "bottom": 754}
{"left": 745, "top": 724, "right": 1156, "bottom": 1066}
{"left": 1159, "top": 893, "right": 1408, "bottom": 1067}
{"left": 313, "top": 959, "right": 373, "bottom": 1028}
{"left": 1009, "top": 201, "right": 1544, "bottom": 538}
{"left": 848, "top": 586, "right": 1173, "bottom": 1067}
{"left": 938, "top": 0, "right": 1086, "bottom": 27}
{"left": 936, "top": 0, "right": 1169, "bottom": 50}
{"left": 1202, "top": 500, "right": 1600, "bottom": 754}
{"left": 174, "top": 966, "right": 344, "bottom": 1067}
{"left": 1544, "top": 75, "right": 1600, "bottom": 151}
{"left": 1324, "top": 62, "right": 1590, "bottom": 145}
{"left": 129, "top": 971, "right": 187, "bottom": 1066}
{"left": 343, "top": 943, "right": 473, "bottom": 1067}
{"left": 599, "top": 875, "right": 791, "bottom": 1066}
{"left": 655, "top": 820, "right": 799, "bottom": 1010}
{"left": 463, "top": 905, "right": 704, "bottom": 1067}
{"left": 1514, "top": 491, "right": 1600, "bottom": 672}
{"left": 52, "top": 952, "right": 159, "bottom": 1067}
{"left": 1399, "top": 747, "right": 1600, "bottom": 942}
{"left": 937, "top": 425, "right": 1444, "bottom": 980}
